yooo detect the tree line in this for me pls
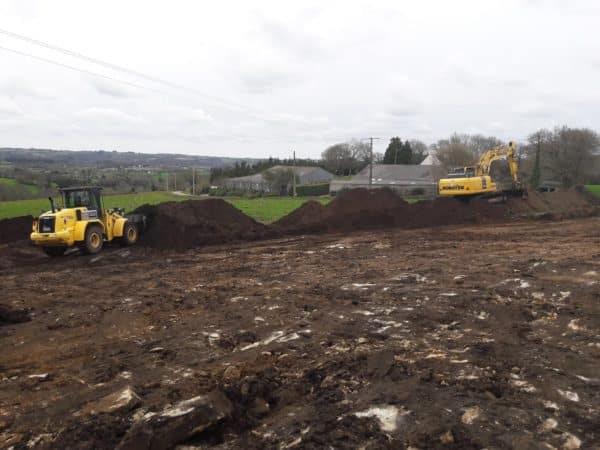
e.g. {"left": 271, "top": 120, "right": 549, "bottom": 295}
{"left": 431, "top": 127, "right": 599, "bottom": 188}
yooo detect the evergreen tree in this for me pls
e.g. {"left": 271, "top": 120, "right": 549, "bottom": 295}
{"left": 397, "top": 140, "right": 413, "bottom": 164}
{"left": 383, "top": 137, "right": 403, "bottom": 164}
{"left": 383, "top": 137, "right": 413, "bottom": 164}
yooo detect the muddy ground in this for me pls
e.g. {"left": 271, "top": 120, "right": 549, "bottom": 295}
{"left": 1, "top": 216, "right": 599, "bottom": 449}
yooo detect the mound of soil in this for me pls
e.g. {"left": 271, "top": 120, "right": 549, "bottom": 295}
{"left": 134, "top": 199, "right": 270, "bottom": 250}
{"left": 507, "top": 189, "right": 599, "bottom": 217}
{"left": 0, "top": 215, "right": 34, "bottom": 244}
{"left": 274, "top": 189, "right": 509, "bottom": 234}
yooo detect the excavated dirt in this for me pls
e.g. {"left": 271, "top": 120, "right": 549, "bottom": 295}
{"left": 1, "top": 217, "right": 599, "bottom": 449}
{"left": 275, "top": 188, "right": 598, "bottom": 235}
{"left": 134, "top": 199, "right": 270, "bottom": 250}
{"left": 0, "top": 216, "right": 33, "bottom": 245}
{"left": 0, "top": 190, "right": 598, "bottom": 448}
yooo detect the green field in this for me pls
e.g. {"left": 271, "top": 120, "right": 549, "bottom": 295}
{"left": 0, "top": 192, "right": 189, "bottom": 220}
{"left": 0, "top": 191, "right": 332, "bottom": 222}
{"left": 0, "top": 177, "right": 41, "bottom": 195}
{"left": 227, "top": 197, "right": 331, "bottom": 223}
{"left": 586, "top": 185, "right": 600, "bottom": 197}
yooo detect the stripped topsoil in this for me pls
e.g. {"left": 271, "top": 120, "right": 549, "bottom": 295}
{"left": 0, "top": 216, "right": 33, "bottom": 245}
{"left": 0, "top": 189, "right": 597, "bottom": 252}
{"left": 1, "top": 217, "right": 599, "bottom": 449}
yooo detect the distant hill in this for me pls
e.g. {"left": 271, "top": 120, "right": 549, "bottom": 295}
{"left": 0, "top": 148, "right": 259, "bottom": 170}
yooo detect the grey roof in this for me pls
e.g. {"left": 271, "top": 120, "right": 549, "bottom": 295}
{"left": 225, "top": 173, "right": 264, "bottom": 183}
{"left": 226, "top": 165, "right": 333, "bottom": 183}
{"left": 353, "top": 164, "right": 440, "bottom": 182}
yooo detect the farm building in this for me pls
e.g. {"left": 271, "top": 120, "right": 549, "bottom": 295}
{"left": 420, "top": 151, "right": 440, "bottom": 166}
{"left": 223, "top": 165, "right": 334, "bottom": 193}
{"left": 329, "top": 164, "right": 444, "bottom": 197}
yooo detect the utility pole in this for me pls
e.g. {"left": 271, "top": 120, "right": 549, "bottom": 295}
{"left": 166, "top": 173, "right": 169, "bottom": 191}
{"left": 192, "top": 167, "right": 195, "bottom": 196}
{"left": 362, "top": 137, "right": 380, "bottom": 189}
{"left": 174, "top": 172, "right": 177, "bottom": 191}
{"left": 292, "top": 150, "right": 297, "bottom": 197}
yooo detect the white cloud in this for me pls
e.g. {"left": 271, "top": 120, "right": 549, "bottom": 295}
{"left": 0, "top": 96, "right": 23, "bottom": 117}
{"left": 0, "top": 1, "right": 598, "bottom": 157}
{"left": 76, "top": 107, "right": 142, "bottom": 124}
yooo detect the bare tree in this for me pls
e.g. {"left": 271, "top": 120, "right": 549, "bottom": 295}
{"left": 321, "top": 142, "right": 365, "bottom": 175}
{"left": 348, "top": 139, "right": 371, "bottom": 165}
{"left": 431, "top": 134, "right": 477, "bottom": 170}
{"left": 468, "top": 134, "right": 503, "bottom": 156}
{"left": 543, "top": 126, "right": 598, "bottom": 187}
{"left": 409, "top": 139, "right": 428, "bottom": 164}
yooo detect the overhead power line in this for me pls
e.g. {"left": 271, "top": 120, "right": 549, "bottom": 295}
{"left": 0, "top": 27, "right": 259, "bottom": 114}
{"left": 0, "top": 44, "right": 170, "bottom": 96}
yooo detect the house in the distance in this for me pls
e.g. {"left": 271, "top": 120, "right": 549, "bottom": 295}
{"left": 223, "top": 165, "right": 334, "bottom": 193}
{"left": 329, "top": 164, "right": 444, "bottom": 197}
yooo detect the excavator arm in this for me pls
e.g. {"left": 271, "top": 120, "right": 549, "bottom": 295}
{"left": 477, "top": 142, "right": 520, "bottom": 186}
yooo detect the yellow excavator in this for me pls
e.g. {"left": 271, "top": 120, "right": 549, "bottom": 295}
{"left": 438, "top": 141, "right": 523, "bottom": 198}
{"left": 30, "top": 186, "right": 146, "bottom": 256}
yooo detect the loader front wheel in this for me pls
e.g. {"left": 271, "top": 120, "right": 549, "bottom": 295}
{"left": 43, "top": 246, "right": 67, "bottom": 257}
{"left": 120, "top": 222, "right": 138, "bottom": 246}
{"left": 82, "top": 225, "right": 103, "bottom": 254}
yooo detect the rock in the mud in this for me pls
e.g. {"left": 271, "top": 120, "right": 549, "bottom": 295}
{"left": 118, "top": 390, "right": 232, "bottom": 450}
{"left": 222, "top": 365, "right": 242, "bottom": 382}
{"left": 562, "top": 433, "right": 581, "bottom": 450}
{"left": 461, "top": 406, "right": 481, "bottom": 425}
{"left": 453, "top": 275, "right": 465, "bottom": 285}
{"left": 81, "top": 386, "right": 140, "bottom": 415}
{"left": 439, "top": 430, "right": 454, "bottom": 445}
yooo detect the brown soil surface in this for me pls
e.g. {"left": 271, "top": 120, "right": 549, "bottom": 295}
{"left": 274, "top": 188, "right": 599, "bottom": 234}
{"left": 506, "top": 190, "right": 599, "bottom": 217}
{"left": 0, "top": 216, "right": 33, "bottom": 244}
{"left": 134, "top": 199, "right": 270, "bottom": 250}
{"left": 1, "top": 217, "right": 599, "bottom": 449}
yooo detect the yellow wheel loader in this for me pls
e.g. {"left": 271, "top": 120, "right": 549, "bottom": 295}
{"left": 30, "top": 186, "right": 146, "bottom": 256}
{"left": 438, "top": 141, "right": 524, "bottom": 198}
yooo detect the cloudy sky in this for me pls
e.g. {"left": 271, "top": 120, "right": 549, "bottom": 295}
{"left": 1, "top": 0, "right": 599, "bottom": 158}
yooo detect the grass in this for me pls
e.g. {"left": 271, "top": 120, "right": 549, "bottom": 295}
{"left": 0, "top": 191, "right": 332, "bottom": 223}
{"left": 0, "top": 177, "right": 40, "bottom": 195}
{"left": 0, "top": 191, "right": 189, "bottom": 220}
{"left": 0, "top": 177, "right": 17, "bottom": 187}
{"left": 586, "top": 185, "right": 600, "bottom": 197}
{"left": 227, "top": 197, "right": 331, "bottom": 223}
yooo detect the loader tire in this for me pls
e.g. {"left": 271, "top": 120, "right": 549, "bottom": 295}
{"left": 81, "top": 225, "right": 103, "bottom": 255}
{"left": 120, "top": 222, "right": 138, "bottom": 246}
{"left": 43, "top": 246, "right": 67, "bottom": 257}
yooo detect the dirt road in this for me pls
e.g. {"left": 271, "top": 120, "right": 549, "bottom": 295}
{"left": 1, "top": 217, "right": 599, "bottom": 449}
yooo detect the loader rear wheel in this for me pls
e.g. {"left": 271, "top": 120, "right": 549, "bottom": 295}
{"left": 43, "top": 246, "right": 67, "bottom": 257}
{"left": 81, "top": 225, "right": 103, "bottom": 254}
{"left": 120, "top": 222, "right": 138, "bottom": 246}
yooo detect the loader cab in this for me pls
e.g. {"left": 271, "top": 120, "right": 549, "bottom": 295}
{"left": 60, "top": 186, "right": 104, "bottom": 219}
